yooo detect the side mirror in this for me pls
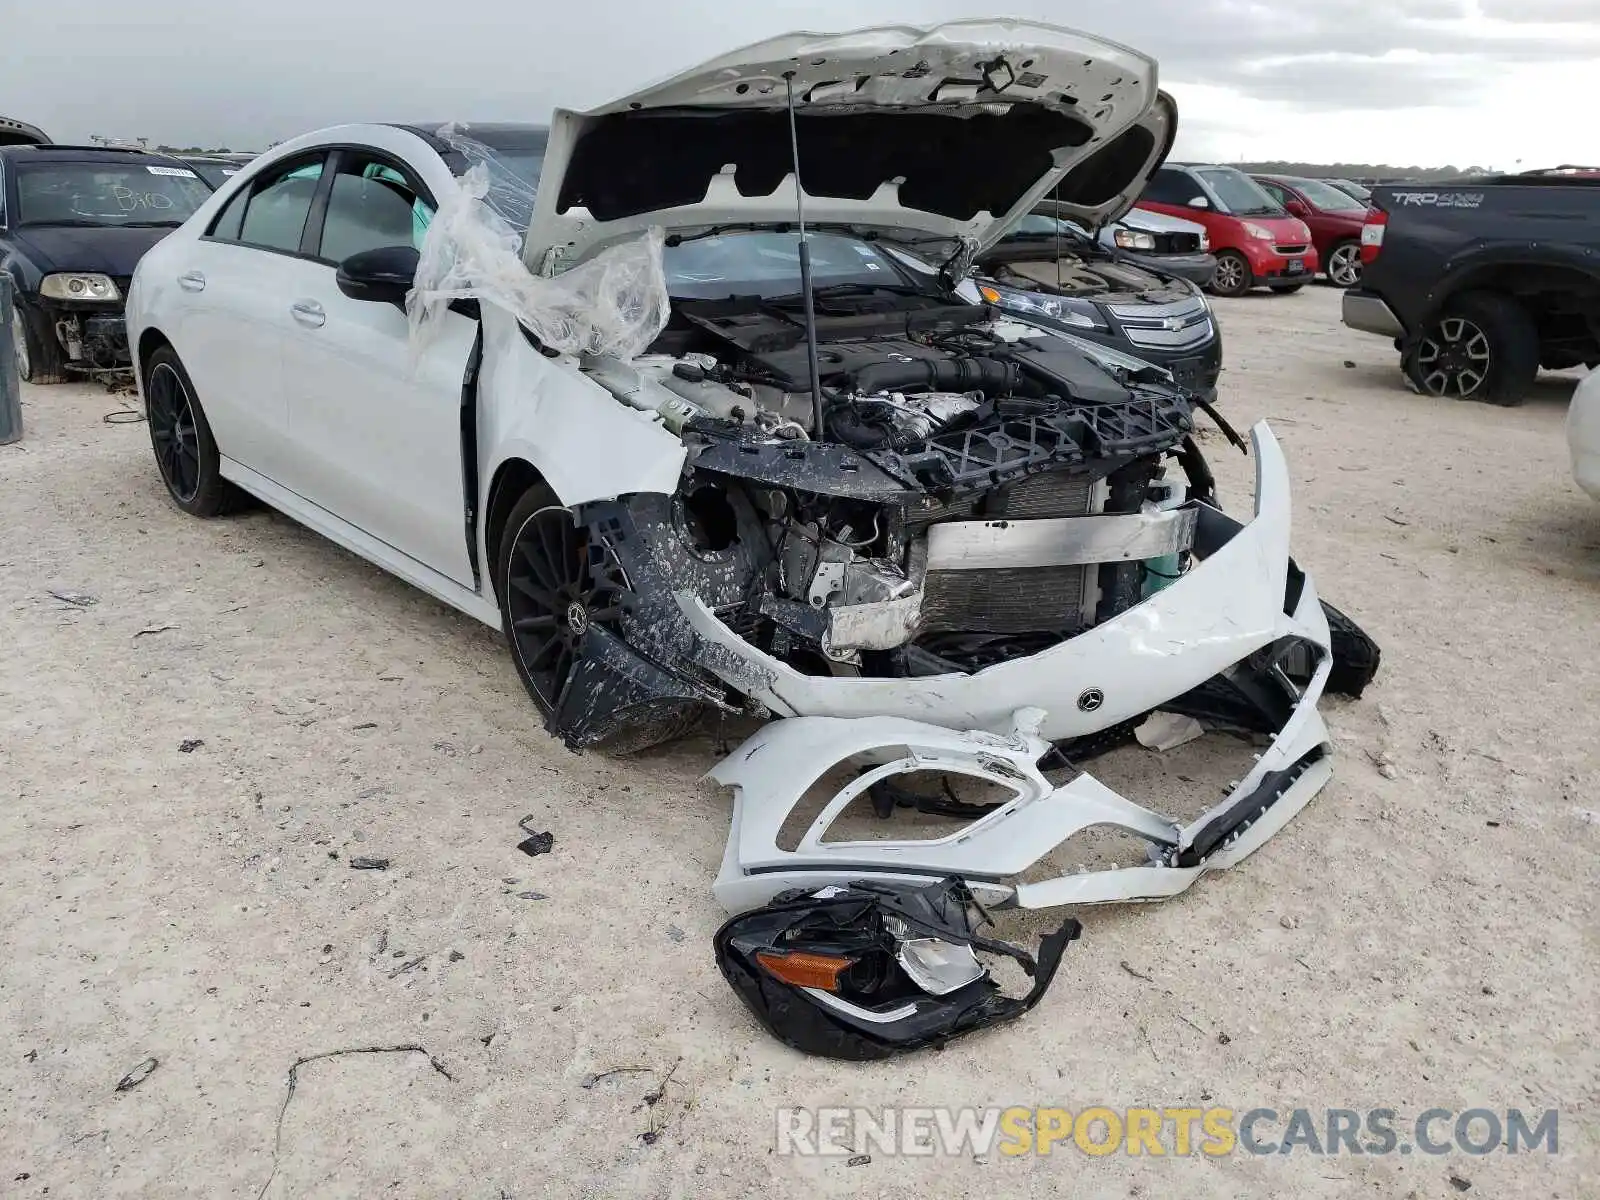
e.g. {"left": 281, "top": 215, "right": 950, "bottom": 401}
{"left": 336, "top": 244, "right": 419, "bottom": 307}
{"left": 1186, "top": 196, "right": 1210, "bottom": 209}
{"left": 1285, "top": 199, "right": 1310, "bottom": 217}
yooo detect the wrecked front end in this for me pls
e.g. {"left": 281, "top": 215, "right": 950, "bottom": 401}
{"left": 34, "top": 286, "right": 132, "bottom": 374}
{"left": 544, "top": 293, "right": 1222, "bottom": 750}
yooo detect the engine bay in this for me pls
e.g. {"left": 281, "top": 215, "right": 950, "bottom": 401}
{"left": 559, "top": 293, "right": 1208, "bottom": 748}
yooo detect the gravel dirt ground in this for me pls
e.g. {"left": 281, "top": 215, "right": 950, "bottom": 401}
{"left": 2, "top": 285, "right": 1597, "bottom": 1199}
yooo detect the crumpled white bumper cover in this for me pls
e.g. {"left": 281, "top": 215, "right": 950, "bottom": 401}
{"left": 680, "top": 422, "right": 1303, "bottom": 743}
{"left": 704, "top": 421, "right": 1335, "bottom": 914}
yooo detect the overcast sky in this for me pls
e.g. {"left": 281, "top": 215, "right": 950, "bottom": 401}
{"left": 3, "top": 0, "right": 1595, "bottom": 167}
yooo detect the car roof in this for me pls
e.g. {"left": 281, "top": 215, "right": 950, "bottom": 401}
{"left": 0, "top": 144, "right": 193, "bottom": 167}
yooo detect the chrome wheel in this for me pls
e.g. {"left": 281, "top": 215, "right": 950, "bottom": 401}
{"left": 1210, "top": 253, "right": 1249, "bottom": 296}
{"left": 1327, "top": 243, "right": 1362, "bottom": 288}
{"left": 1415, "top": 317, "right": 1492, "bottom": 398}
{"left": 504, "top": 506, "right": 627, "bottom": 711}
{"left": 145, "top": 361, "right": 201, "bottom": 502}
{"left": 12, "top": 305, "right": 30, "bottom": 380}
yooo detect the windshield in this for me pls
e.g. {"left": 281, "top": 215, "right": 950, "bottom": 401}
{"left": 662, "top": 231, "right": 920, "bottom": 300}
{"left": 1004, "top": 214, "right": 1089, "bottom": 241}
{"left": 16, "top": 162, "right": 211, "bottom": 226}
{"left": 1292, "top": 178, "right": 1368, "bottom": 213}
{"left": 1196, "top": 168, "right": 1284, "bottom": 217}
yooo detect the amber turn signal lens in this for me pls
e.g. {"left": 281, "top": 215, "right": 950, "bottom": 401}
{"left": 978, "top": 285, "right": 1002, "bottom": 304}
{"left": 755, "top": 950, "right": 854, "bottom": 992}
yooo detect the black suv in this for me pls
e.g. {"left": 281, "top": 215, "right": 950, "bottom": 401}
{"left": 1, "top": 145, "right": 211, "bottom": 382}
{"left": 1344, "top": 172, "right": 1600, "bottom": 404}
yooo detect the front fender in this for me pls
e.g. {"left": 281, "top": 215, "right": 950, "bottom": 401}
{"left": 476, "top": 302, "right": 686, "bottom": 514}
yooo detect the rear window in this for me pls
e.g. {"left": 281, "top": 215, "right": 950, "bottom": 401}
{"left": 15, "top": 162, "right": 211, "bottom": 227}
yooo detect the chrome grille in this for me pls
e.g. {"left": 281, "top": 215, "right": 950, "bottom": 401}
{"left": 1107, "top": 296, "right": 1215, "bottom": 352}
{"left": 1274, "top": 244, "right": 1309, "bottom": 255}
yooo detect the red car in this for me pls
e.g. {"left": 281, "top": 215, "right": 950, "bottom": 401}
{"left": 1136, "top": 164, "right": 1318, "bottom": 297}
{"left": 1252, "top": 174, "right": 1371, "bottom": 289}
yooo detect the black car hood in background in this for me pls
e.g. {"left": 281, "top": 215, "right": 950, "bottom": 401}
{"left": 7, "top": 224, "right": 173, "bottom": 278}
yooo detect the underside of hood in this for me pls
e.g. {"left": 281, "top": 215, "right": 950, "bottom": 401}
{"left": 525, "top": 20, "right": 1174, "bottom": 272}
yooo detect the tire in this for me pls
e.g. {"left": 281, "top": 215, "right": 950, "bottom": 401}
{"left": 142, "top": 344, "right": 250, "bottom": 516}
{"left": 12, "top": 299, "right": 68, "bottom": 384}
{"left": 495, "top": 487, "right": 702, "bottom": 754}
{"left": 1321, "top": 601, "right": 1381, "bottom": 699}
{"left": 1208, "top": 250, "right": 1252, "bottom": 297}
{"left": 1269, "top": 283, "right": 1306, "bottom": 294}
{"left": 1402, "top": 291, "right": 1538, "bottom": 406}
{"left": 1325, "top": 239, "right": 1362, "bottom": 288}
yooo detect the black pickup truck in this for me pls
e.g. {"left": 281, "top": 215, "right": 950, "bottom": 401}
{"left": 1342, "top": 172, "right": 1600, "bottom": 404}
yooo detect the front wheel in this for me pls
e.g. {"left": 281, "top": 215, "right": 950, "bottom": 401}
{"left": 495, "top": 488, "right": 702, "bottom": 754}
{"left": 142, "top": 345, "right": 250, "bottom": 516}
{"left": 1402, "top": 291, "right": 1538, "bottom": 405}
{"left": 12, "top": 300, "right": 67, "bottom": 385}
{"left": 1208, "top": 251, "right": 1252, "bottom": 297}
{"left": 1325, "top": 240, "right": 1362, "bottom": 288}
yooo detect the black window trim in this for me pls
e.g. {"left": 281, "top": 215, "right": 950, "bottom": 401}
{"left": 197, "top": 142, "right": 440, "bottom": 266}
{"left": 303, "top": 146, "right": 439, "bottom": 266}
{"left": 200, "top": 149, "right": 331, "bottom": 260}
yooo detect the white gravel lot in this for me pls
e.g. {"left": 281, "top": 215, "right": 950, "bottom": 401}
{"left": 1, "top": 285, "right": 1596, "bottom": 1198}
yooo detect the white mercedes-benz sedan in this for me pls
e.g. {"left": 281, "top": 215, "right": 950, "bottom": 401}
{"left": 126, "top": 19, "right": 1374, "bottom": 767}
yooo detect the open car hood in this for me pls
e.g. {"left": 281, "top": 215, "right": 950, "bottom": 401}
{"left": 524, "top": 20, "right": 1175, "bottom": 272}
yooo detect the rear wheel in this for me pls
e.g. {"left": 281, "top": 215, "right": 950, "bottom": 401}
{"left": 12, "top": 300, "right": 67, "bottom": 384}
{"left": 142, "top": 345, "right": 249, "bottom": 516}
{"left": 1325, "top": 239, "right": 1362, "bottom": 288}
{"left": 1403, "top": 291, "right": 1538, "bottom": 405}
{"left": 1208, "top": 251, "right": 1252, "bottom": 297}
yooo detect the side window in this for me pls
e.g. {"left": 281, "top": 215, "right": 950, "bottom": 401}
{"left": 210, "top": 185, "right": 249, "bottom": 242}
{"left": 1144, "top": 168, "right": 1202, "bottom": 206}
{"left": 208, "top": 156, "right": 325, "bottom": 253}
{"left": 316, "top": 152, "right": 436, "bottom": 264}
{"left": 1258, "top": 180, "right": 1288, "bottom": 206}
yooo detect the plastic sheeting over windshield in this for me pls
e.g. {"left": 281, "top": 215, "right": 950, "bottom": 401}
{"left": 407, "top": 124, "right": 670, "bottom": 360}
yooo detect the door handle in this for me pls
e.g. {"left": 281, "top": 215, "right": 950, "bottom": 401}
{"left": 290, "top": 299, "right": 326, "bottom": 328}
{"left": 177, "top": 271, "right": 206, "bottom": 292}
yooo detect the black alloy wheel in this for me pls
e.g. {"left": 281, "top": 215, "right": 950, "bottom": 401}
{"left": 146, "top": 360, "right": 201, "bottom": 503}
{"left": 140, "top": 344, "right": 249, "bottom": 516}
{"left": 1412, "top": 316, "right": 1495, "bottom": 399}
{"left": 502, "top": 502, "right": 628, "bottom": 713}
{"left": 1403, "top": 292, "right": 1539, "bottom": 406}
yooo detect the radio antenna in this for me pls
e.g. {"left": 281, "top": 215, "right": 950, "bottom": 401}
{"left": 784, "top": 73, "right": 825, "bottom": 439}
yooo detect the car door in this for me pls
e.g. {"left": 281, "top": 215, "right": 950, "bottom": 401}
{"left": 272, "top": 147, "right": 478, "bottom": 587}
{"left": 163, "top": 153, "right": 329, "bottom": 484}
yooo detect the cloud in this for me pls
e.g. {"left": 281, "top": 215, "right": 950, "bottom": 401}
{"left": 4, "top": 0, "right": 1595, "bottom": 164}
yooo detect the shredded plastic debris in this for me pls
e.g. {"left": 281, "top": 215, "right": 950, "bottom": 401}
{"left": 407, "top": 124, "right": 670, "bottom": 361}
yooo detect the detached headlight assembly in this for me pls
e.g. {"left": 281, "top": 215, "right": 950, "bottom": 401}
{"left": 978, "top": 283, "right": 1107, "bottom": 330}
{"left": 1242, "top": 222, "right": 1277, "bottom": 242}
{"left": 1112, "top": 228, "right": 1157, "bottom": 251}
{"left": 40, "top": 273, "right": 121, "bottom": 301}
{"left": 714, "top": 877, "right": 1081, "bottom": 1060}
